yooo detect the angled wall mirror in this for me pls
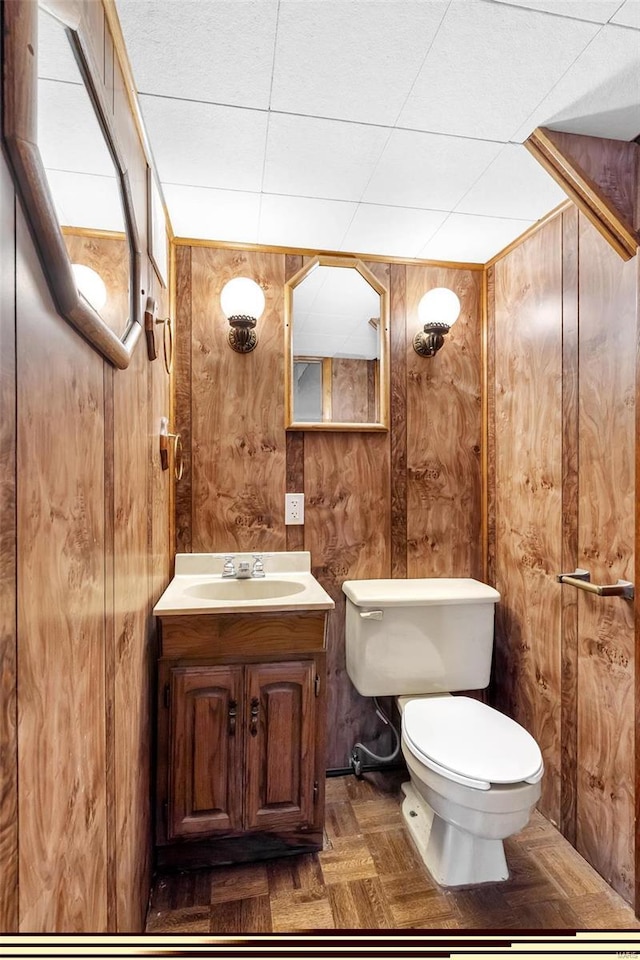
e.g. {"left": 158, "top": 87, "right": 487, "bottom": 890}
{"left": 285, "top": 257, "right": 389, "bottom": 431}
{"left": 2, "top": 0, "right": 143, "bottom": 368}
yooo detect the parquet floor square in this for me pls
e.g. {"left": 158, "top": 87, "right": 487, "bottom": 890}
{"left": 146, "top": 771, "right": 640, "bottom": 934}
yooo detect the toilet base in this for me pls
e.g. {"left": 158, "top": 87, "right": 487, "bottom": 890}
{"left": 401, "top": 782, "right": 509, "bottom": 887}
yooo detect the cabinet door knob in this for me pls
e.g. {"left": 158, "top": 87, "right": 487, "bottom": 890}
{"left": 249, "top": 697, "right": 259, "bottom": 737}
{"left": 228, "top": 699, "right": 237, "bottom": 736}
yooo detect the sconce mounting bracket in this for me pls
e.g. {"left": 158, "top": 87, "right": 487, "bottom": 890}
{"left": 228, "top": 314, "right": 258, "bottom": 353}
{"left": 413, "top": 322, "right": 450, "bottom": 358}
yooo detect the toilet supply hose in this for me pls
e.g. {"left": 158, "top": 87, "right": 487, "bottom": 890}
{"left": 350, "top": 697, "right": 400, "bottom": 778}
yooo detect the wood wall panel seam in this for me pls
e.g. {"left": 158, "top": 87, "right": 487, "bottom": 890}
{"left": 559, "top": 206, "right": 579, "bottom": 848}
{"left": 284, "top": 255, "right": 304, "bottom": 554}
{"left": 103, "top": 363, "right": 117, "bottom": 932}
{"left": 390, "top": 263, "right": 407, "bottom": 579}
{"left": 635, "top": 239, "right": 640, "bottom": 916}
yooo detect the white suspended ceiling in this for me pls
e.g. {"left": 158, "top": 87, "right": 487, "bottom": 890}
{"left": 115, "top": 0, "right": 640, "bottom": 263}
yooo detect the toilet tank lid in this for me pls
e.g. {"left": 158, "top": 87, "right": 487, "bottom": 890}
{"left": 342, "top": 578, "right": 500, "bottom": 607}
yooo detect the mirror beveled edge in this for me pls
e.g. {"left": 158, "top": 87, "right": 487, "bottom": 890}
{"left": 284, "top": 255, "right": 390, "bottom": 432}
{"left": 2, "top": 0, "right": 143, "bottom": 369}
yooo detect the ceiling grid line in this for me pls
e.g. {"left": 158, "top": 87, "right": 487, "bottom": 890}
{"left": 112, "top": 0, "right": 640, "bottom": 261}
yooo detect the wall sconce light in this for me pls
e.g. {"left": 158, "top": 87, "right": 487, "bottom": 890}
{"left": 220, "top": 277, "right": 265, "bottom": 353}
{"left": 413, "top": 287, "right": 461, "bottom": 357}
{"left": 72, "top": 263, "right": 107, "bottom": 312}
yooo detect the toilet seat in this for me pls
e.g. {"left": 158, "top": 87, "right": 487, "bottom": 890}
{"left": 402, "top": 696, "right": 544, "bottom": 792}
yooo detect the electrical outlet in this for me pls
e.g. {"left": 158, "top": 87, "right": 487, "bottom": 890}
{"left": 285, "top": 492, "right": 304, "bottom": 525}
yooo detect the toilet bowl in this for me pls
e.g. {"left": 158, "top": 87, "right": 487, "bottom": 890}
{"left": 342, "top": 577, "right": 544, "bottom": 887}
{"left": 398, "top": 694, "right": 542, "bottom": 885}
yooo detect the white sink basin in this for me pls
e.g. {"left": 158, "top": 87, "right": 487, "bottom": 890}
{"left": 153, "top": 552, "right": 335, "bottom": 616}
{"left": 184, "top": 579, "right": 307, "bottom": 602}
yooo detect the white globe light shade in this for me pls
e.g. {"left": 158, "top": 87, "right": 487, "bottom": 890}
{"left": 220, "top": 277, "right": 265, "bottom": 321}
{"left": 418, "top": 287, "right": 461, "bottom": 327}
{"left": 72, "top": 263, "right": 107, "bottom": 312}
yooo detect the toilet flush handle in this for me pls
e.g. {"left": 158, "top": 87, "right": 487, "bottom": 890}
{"left": 360, "top": 610, "right": 383, "bottom": 620}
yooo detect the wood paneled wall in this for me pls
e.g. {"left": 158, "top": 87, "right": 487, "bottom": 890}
{"left": 488, "top": 209, "right": 637, "bottom": 905}
{"left": 0, "top": 4, "right": 172, "bottom": 935}
{"left": 174, "top": 247, "right": 482, "bottom": 768}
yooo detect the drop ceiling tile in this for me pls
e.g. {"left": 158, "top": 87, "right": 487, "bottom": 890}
{"left": 258, "top": 194, "right": 357, "bottom": 250}
{"left": 490, "top": 0, "right": 625, "bottom": 23}
{"left": 612, "top": 0, "right": 640, "bottom": 28}
{"left": 163, "top": 184, "right": 260, "bottom": 243}
{"left": 115, "top": 0, "right": 278, "bottom": 107}
{"left": 341, "top": 203, "right": 447, "bottom": 258}
{"left": 270, "top": 0, "right": 448, "bottom": 125}
{"left": 263, "top": 114, "right": 389, "bottom": 201}
{"left": 139, "top": 96, "right": 268, "bottom": 192}
{"left": 39, "top": 80, "right": 114, "bottom": 177}
{"left": 418, "top": 213, "right": 533, "bottom": 264}
{"left": 397, "top": 2, "right": 599, "bottom": 141}
{"left": 39, "top": 6, "right": 81, "bottom": 82}
{"left": 362, "top": 130, "right": 502, "bottom": 210}
{"left": 48, "top": 171, "right": 124, "bottom": 232}
{"left": 512, "top": 23, "right": 640, "bottom": 140}
{"left": 455, "top": 143, "right": 567, "bottom": 220}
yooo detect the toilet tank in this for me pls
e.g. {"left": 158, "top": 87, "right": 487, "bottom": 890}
{"left": 342, "top": 578, "right": 500, "bottom": 697}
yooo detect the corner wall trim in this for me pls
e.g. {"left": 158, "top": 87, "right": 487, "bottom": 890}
{"left": 525, "top": 127, "right": 638, "bottom": 262}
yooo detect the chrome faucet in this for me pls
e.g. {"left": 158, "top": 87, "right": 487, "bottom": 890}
{"left": 222, "top": 556, "right": 236, "bottom": 578}
{"left": 221, "top": 554, "right": 266, "bottom": 578}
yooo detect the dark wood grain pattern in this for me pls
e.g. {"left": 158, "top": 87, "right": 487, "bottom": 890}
{"left": 490, "top": 204, "right": 638, "bottom": 910}
{"left": 526, "top": 128, "right": 638, "bottom": 261}
{"left": 147, "top": 772, "right": 640, "bottom": 933}
{"left": 16, "top": 210, "right": 108, "bottom": 931}
{"left": 575, "top": 212, "right": 636, "bottom": 904}
{"left": 331, "top": 359, "right": 371, "bottom": 423}
{"left": 190, "top": 247, "right": 286, "bottom": 553}
{"left": 560, "top": 205, "right": 579, "bottom": 846}
{"left": 112, "top": 293, "right": 153, "bottom": 932}
{"left": 389, "top": 264, "right": 407, "bottom": 579}
{"left": 304, "top": 432, "right": 391, "bottom": 767}
{"left": 544, "top": 130, "right": 638, "bottom": 233}
{"left": 175, "top": 248, "right": 484, "bottom": 771}
{"left": 492, "top": 216, "right": 563, "bottom": 824}
{"left": 1, "top": 1, "right": 167, "bottom": 932}
{"left": 405, "top": 265, "right": 482, "bottom": 580}
{"left": 174, "top": 244, "right": 192, "bottom": 554}
{"left": 0, "top": 151, "right": 18, "bottom": 933}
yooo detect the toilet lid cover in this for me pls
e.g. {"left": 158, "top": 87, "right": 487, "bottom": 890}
{"left": 402, "top": 696, "right": 543, "bottom": 789}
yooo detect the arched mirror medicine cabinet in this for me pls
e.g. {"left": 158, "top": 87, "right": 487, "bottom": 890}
{"left": 2, "top": 0, "right": 143, "bottom": 368}
{"left": 285, "top": 256, "right": 389, "bottom": 431}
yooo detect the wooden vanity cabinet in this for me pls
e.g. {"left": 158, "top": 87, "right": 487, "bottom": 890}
{"left": 155, "top": 611, "right": 327, "bottom": 868}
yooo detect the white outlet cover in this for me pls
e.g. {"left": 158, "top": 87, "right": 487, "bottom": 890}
{"left": 285, "top": 492, "right": 304, "bottom": 525}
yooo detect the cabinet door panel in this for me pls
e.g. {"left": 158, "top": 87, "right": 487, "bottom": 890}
{"left": 169, "top": 665, "right": 243, "bottom": 839}
{"left": 245, "top": 661, "right": 315, "bottom": 831}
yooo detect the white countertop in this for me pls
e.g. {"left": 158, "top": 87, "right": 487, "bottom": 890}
{"left": 154, "top": 551, "right": 335, "bottom": 616}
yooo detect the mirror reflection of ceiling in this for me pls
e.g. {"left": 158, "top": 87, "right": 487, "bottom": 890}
{"left": 115, "top": 0, "right": 640, "bottom": 262}
{"left": 38, "top": 8, "right": 125, "bottom": 233}
{"left": 293, "top": 267, "right": 380, "bottom": 360}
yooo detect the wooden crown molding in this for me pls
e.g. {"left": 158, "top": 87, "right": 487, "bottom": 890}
{"left": 525, "top": 127, "right": 639, "bottom": 261}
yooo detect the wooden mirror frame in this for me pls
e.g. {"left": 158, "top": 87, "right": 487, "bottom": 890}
{"left": 2, "top": 0, "right": 143, "bottom": 368}
{"left": 284, "top": 255, "right": 390, "bottom": 432}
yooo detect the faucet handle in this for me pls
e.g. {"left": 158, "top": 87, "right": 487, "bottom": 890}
{"left": 222, "top": 556, "right": 236, "bottom": 578}
{"left": 252, "top": 554, "right": 266, "bottom": 578}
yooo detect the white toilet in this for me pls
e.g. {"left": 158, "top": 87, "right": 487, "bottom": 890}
{"left": 342, "top": 577, "right": 543, "bottom": 887}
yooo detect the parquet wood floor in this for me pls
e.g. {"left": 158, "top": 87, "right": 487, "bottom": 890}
{"left": 146, "top": 771, "right": 640, "bottom": 934}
